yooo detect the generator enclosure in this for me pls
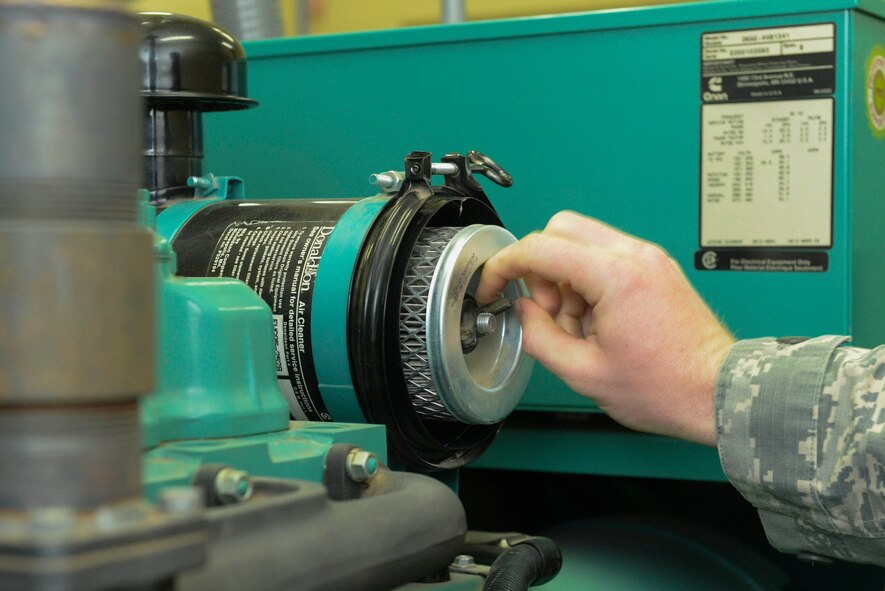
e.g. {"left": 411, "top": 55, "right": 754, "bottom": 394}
{"left": 204, "top": 0, "right": 885, "bottom": 480}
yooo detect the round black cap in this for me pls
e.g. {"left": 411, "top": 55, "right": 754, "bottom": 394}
{"left": 139, "top": 12, "right": 258, "bottom": 111}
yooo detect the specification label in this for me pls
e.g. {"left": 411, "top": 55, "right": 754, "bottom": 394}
{"left": 210, "top": 221, "right": 335, "bottom": 421}
{"left": 698, "top": 23, "right": 835, "bottom": 272}
{"left": 700, "top": 98, "right": 833, "bottom": 248}
{"left": 702, "top": 23, "right": 835, "bottom": 102}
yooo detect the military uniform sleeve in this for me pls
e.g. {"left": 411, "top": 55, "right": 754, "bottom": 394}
{"left": 715, "top": 335, "right": 885, "bottom": 566}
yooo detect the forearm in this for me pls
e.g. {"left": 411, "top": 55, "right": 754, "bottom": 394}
{"left": 716, "top": 336, "right": 885, "bottom": 566}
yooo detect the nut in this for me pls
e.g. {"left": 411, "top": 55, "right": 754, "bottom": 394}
{"left": 452, "top": 554, "right": 475, "bottom": 568}
{"left": 345, "top": 448, "right": 379, "bottom": 482}
{"left": 214, "top": 468, "right": 253, "bottom": 504}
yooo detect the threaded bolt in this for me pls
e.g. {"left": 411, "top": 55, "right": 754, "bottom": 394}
{"left": 475, "top": 312, "right": 497, "bottom": 336}
{"left": 187, "top": 176, "right": 212, "bottom": 190}
{"left": 214, "top": 468, "right": 253, "bottom": 504}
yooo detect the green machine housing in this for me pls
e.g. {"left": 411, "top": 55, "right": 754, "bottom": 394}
{"left": 204, "top": 0, "right": 885, "bottom": 482}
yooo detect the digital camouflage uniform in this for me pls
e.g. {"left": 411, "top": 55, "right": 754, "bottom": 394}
{"left": 716, "top": 336, "right": 885, "bottom": 566}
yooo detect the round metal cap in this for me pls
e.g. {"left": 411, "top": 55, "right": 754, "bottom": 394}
{"left": 138, "top": 12, "right": 257, "bottom": 111}
{"left": 426, "top": 224, "right": 533, "bottom": 425}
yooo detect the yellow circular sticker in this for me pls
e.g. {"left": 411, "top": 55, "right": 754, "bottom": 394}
{"left": 865, "top": 46, "right": 885, "bottom": 138}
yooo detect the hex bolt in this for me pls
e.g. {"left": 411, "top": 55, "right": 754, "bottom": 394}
{"left": 452, "top": 554, "right": 475, "bottom": 568}
{"left": 157, "top": 486, "right": 205, "bottom": 516}
{"left": 475, "top": 312, "right": 497, "bottom": 336}
{"left": 345, "top": 448, "right": 380, "bottom": 483}
{"left": 214, "top": 468, "right": 253, "bottom": 504}
{"left": 368, "top": 171, "right": 404, "bottom": 194}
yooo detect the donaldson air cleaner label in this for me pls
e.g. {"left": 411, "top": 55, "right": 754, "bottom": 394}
{"left": 210, "top": 221, "right": 334, "bottom": 421}
{"left": 702, "top": 24, "right": 835, "bottom": 102}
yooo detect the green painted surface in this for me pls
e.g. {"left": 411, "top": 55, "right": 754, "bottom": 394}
{"left": 141, "top": 265, "right": 291, "bottom": 446}
{"left": 145, "top": 188, "right": 390, "bottom": 494}
{"left": 203, "top": 1, "right": 884, "bottom": 479}
{"left": 312, "top": 196, "right": 388, "bottom": 423}
{"left": 538, "top": 518, "right": 789, "bottom": 590}
{"left": 851, "top": 12, "right": 885, "bottom": 349}
{"left": 144, "top": 189, "right": 289, "bottom": 448}
{"left": 143, "top": 421, "right": 387, "bottom": 501}
{"left": 471, "top": 422, "right": 726, "bottom": 481}
{"left": 242, "top": 0, "right": 885, "bottom": 61}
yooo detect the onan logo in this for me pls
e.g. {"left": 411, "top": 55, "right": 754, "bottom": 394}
{"left": 703, "top": 76, "right": 728, "bottom": 101}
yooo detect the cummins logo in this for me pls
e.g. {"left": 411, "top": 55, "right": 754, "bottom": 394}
{"left": 703, "top": 76, "right": 728, "bottom": 101}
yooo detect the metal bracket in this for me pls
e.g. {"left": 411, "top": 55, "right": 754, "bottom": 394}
{"left": 369, "top": 150, "right": 513, "bottom": 211}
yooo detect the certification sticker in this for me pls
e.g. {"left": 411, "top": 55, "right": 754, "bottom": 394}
{"left": 865, "top": 45, "right": 885, "bottom": 138}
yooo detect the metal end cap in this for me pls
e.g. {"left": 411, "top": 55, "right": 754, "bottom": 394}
{"left": 427, "top": 224, "right": 534, "bottom": 425}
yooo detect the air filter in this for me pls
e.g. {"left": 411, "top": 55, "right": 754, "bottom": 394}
{"left": 400, "top": 225, "right": 530, "bottom": 425}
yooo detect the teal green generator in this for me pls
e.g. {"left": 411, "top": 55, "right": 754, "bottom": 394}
{"left": 202, "top": 0, "right": 885, "bottom": 482}
{"left": 7, "top": 3, "right": 883, "bottom": 590}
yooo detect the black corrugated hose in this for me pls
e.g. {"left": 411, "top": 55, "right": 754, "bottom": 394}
{"left": 482, "top": 537, "right": 562, "bottom": 591}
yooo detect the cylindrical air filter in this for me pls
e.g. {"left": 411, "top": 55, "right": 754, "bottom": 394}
{"left": 401, "top": 226, "right": 528, "bottom": 425}
{"left": 163, "top": 189, "right": 533, "bottom": 470}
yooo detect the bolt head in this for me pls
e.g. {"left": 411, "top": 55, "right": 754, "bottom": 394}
{"left": 346, "top": 449, "right": 380, "bottom": 482}
{"left": 214, "top": 468, "right": 253, "bottom": 505}
{"left": 409, "top": 163, "right": 421, "bottom": 174}
{"left": 452, "top": 554, "right": 475, "bottom": 568}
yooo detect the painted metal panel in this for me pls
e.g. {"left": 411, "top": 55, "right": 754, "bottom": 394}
{"left": 204, "top": 0, "right": 883, "bottom": 478}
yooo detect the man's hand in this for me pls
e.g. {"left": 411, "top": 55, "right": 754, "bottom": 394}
{"left": 476, "top": 211, "right": 734, "bottom": 446}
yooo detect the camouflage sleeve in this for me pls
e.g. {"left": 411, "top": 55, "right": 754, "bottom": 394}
{"left": 715, "top": 336, "right": 885, "bottom": 566}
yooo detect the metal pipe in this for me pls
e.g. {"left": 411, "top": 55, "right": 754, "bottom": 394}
{"left": 211, "top": 0, "right": 284, "bottom": 40}
{"left": 0, "top": 14, "right": 206, "bottom": 591}
{"left": 441, "top": 0, "right": 465, "bottom": 24}
{"left": 295, "top": 0, "right": 310, "bottom": 36}
{"left": 145, "top": 108, "right": 205, "bottom": 204}
{"left": 0, "top": 0, "right": 152, "bottom": 509}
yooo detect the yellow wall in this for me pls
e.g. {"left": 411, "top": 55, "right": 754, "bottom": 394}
{"left": 128, "top": 0, "right": 702, "bottom": 35}
{"left": 128, "top": 0, "right": 212, "bottom": 21}
{"left": 307, "top": 0, "right": 700, "bottom": 33}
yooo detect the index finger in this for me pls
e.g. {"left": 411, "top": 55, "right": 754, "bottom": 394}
{"left": 545, "top": 210, "right": 634, "bottom": 248}
{"left": 475, "top": 233, "right": 609, "bottom": 305}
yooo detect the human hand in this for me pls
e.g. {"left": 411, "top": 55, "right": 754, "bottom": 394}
{"left": 476, "top": 211, "right": 735, "bottom": 446}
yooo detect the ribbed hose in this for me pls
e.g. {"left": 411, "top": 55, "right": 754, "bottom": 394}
{"left": 483, "top": 545, "right": 545, "bottom": 591}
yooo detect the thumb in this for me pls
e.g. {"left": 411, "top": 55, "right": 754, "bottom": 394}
{"left": 517, "top": 297, "right": 600, "bottom": 386}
